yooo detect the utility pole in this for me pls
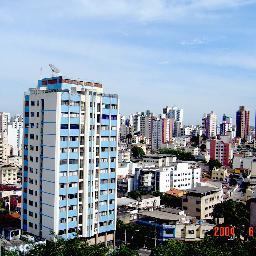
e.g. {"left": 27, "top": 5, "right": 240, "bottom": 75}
{"left": 124, "top": 228, "right": 127, "bottom": 245}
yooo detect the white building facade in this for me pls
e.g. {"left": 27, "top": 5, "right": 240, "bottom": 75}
{"left": 22, "top": 76, "right": 119, "bottom": 243}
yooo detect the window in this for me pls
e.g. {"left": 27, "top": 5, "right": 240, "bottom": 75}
{"left": 60, "top": 159, "right": 68, "bottom": 165}
{"left": 70, "top": 124, "right": 79, "bottom": 129}
{"left": 188, "top": 230, "right": 195, "bottom": 234}
{"left": 102, "top": 114, "right": 109, "bottom": 120}
{"left": 31, "top": 101, "right": 35, "bottom": 106}
{"left": 61, "top": 124, "right": 68, "bottom": 129}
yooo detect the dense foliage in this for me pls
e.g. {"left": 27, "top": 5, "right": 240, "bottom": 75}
{"left": 2, "top": 238, "right": 137, "bottom": 256}
{"left": 212, "top": 200, "right": 249, "bottom": 238}
{"left": 159, "top": 149, "right": 195, "bottom": 161}
{"left": 151, "top": 237, "right": 256, "bottom": 256}
{"left": 131, "top": 146, "right": 145, "bottom": 159}
{"left": 208, "top": 159, "right": 222, "bottom": 171}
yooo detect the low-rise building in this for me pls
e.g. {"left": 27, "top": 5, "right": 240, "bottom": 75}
{"left": 211, "top": 167, "right": 229, "bottom": 181}
{"left": 117, "top": 196, "right": 161, "bottom": 223}
{"left": 0, "top": 164, "right": 19, "bottom": 185}
{"left": 137, "top": 208, "right": 214, "bottom": 242}
{"left": 182, "top": 186, "right": 223, "bottom": 220}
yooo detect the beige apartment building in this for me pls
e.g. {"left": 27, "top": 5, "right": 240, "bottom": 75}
{"left": 182, "top": 186, "right": 223, "bottom": 220}
{"left": 211, "top": 167, "right": 229, "bottom": 181}
{"left": 0, "top": 164, "right": 19, "bottom": 185}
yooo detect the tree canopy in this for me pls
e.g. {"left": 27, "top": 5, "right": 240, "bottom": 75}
{"left": 159, "top": 149, "right": 195, "bottom": 161}
{"left": 208, "top": 159, "right": 222, "bottom": 171}
{"left": 131, "top": 146, "right": 145, "bottom": 159}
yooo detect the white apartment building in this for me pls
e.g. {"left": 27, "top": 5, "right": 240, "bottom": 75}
{"left": 134, "top": 160, "right": 201, "bottom": 192}
{"left": 8, "top": 123, "right": 23, "bottom": 156}
{"left": 0, "top": 132, "right": 10, "bottom": 164}
{"left": 0, "top": 112, "right": 10, "bottom": 133}
{"left": 202, "top": 111, "right": 217, "bottom": 139}
{"left": 22, "top": 76, "right": 119, "bottom": 243}
{"left": 171, "top": 162, "right": 201, "bottom": 190}
{"left": 151, "top": 118, "right": 162, "bottom": 151}
{"left": 143, "top": 155, "right": 177, "bottom": 168}
{"left": 140, "top": 115, "right": 152, "bottom": 143}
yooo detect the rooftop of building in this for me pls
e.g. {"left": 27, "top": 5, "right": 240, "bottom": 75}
{"left": 143, "top": 154, "right": 176, "bottom": 159}
{"left": 186, "top": 186, "right": 220, "bottom": 195}
{"left": 138, "top": 210, "right": 185, "bottom": 221}
{"left": 140, "top": 194, "right": 160, "bottom": 200}
{"left": 117, "top": 197, "right": 137, "bottom": 207}
{"left": 39, "top": 76, "right": 103, "bottom": 88}
{"left": 160, "top": 207, "right": 184, "bottom": 215}
{"left": 166, "top": 189, "right": 185, "bottom": 197}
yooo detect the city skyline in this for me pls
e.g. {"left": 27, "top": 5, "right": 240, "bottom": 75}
{"left": 0, "top": 0, "right": 256, "bottom": 124}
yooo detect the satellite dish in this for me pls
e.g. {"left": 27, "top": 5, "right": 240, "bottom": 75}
{"left": 49, "top": 64, "right": 60, "bottom": 74}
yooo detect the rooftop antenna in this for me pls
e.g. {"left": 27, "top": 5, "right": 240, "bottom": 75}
{"left": 49, "top": 64, "right": 60, "bottom": 77}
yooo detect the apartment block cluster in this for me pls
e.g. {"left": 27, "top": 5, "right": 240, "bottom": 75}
{"left": 116, "top": 105, "right": 256, "bottom": 243}
{"left": 0, "top": 112, "right": 23, "bottom": 186}
{"left": 117, "top": 153, "right": 223, "bottom": 242}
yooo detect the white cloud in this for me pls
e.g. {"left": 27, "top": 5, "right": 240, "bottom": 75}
{"left": 5, "top": 0, "right": 255, "bottom": 24}
{"left": 180, "top": 38, "right": 207, "bottom": 45}
{"left": 72, "top": 0, "right": 256, "bottom": 22}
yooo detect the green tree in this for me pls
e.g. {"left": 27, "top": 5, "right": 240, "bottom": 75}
{"left": 159, "top": 149, "right": 195, "bottom": 161}
{"left": 127, "top": 190, "right": 141, "bottom": 200}
{"left": 111, "top": 245, "right": 138, "bottom": 256}
{"left": 212, "top": 200, "right": 249, "bottom": 238}
{"left": 151, "top": 239, "right": 189, "bottom": 256}
{"left": 200, "top": 144, "right": 206, "bottom": 152}
{"left": 191, "top": 135, "right": 200, "bottom": 147}
{"left": 208, "top": 159, "right": 222, "bottom": 171}
{"left": 131, "top": 146, "right": 145, "bottom": 159}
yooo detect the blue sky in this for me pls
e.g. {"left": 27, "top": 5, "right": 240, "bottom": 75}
{"left": 0, "top": 0, "right": 256, "bottom": 124}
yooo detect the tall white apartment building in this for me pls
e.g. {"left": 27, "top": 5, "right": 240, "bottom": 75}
{"left": 163, "top": 106, "right": 183, "bottom": 137}
{"left": 132, "top": 113, "right": 141, "bottom": 133}
{"left": 8, "top": 116, "right": 23, "bottom": 156}
{"left": 202, "top": 111, "right": 217, "bottom": 139}
{"left": 22, "top": 76, "right": 119, "bottom": 243}
{"left": 140, "top": 115, "right": 152, "bottom": 143}
{"left": 151, "top": 118, "right": 162, "bottom": 151}
{"left": 151, "top": 117, "right": 173, "bottom": 151}
{"left": 0, "top": 132, "right": 10, "bottom": 164}
{"left": 0, "top": 112, "right": 10, "bottom": 133}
